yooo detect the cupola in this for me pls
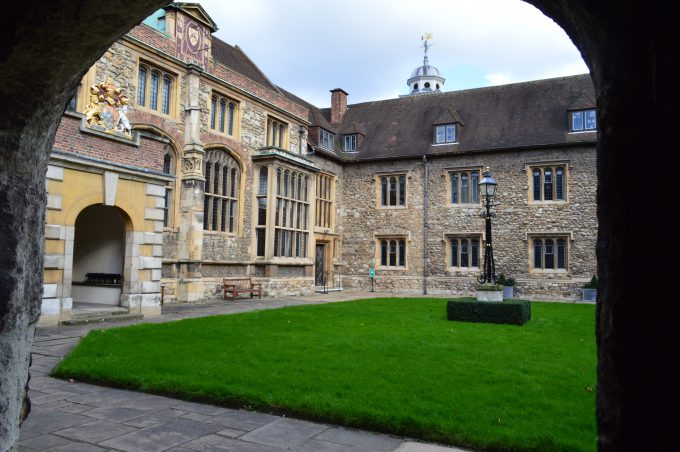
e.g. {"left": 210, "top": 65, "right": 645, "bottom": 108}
{"left": 406, "top": 33, "right": 445, "bottom": 95}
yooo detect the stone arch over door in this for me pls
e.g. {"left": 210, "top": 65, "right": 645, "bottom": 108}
{"left": 70, "top": 204, "right": 131, "bottom": 306}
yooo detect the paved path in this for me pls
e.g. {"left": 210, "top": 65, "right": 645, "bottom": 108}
{"left": 20, "top": 292, "right": 466, "bottom": 451}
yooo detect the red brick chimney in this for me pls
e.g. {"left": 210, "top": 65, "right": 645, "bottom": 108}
{"left": 330, "top": 88, "right": 348, "bottom": 124}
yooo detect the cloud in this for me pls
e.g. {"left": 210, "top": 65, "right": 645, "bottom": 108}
{"left": 195, "top": 0, "right": 588, "bottom": 106}
{"left": 484, "top": 72, "right": 517, "bottom": 86}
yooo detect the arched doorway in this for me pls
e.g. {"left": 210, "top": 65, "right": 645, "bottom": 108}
{"left": 71, "top": 204, "right": 127, "bottom": 307}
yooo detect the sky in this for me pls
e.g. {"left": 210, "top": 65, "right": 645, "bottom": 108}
{"left": 194, "top": 0, "right": 589, "bottom": 107}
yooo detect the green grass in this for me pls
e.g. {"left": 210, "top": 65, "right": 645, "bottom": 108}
{"left": 53, "top": 298, "right": 596, "bottom": 451}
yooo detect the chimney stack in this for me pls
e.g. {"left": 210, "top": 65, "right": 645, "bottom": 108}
{"left": 330, "top": 88, "right": 348, "bottom": 124}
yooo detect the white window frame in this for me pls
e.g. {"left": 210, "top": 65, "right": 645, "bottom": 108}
{"left": 344, "top": 134, "right": 357, "bottom": 152}
{"left": 570, "top": 109, "right": 597, "bottom": 132}
{"left": 434, "top": 124, "right": 457, "bottom": 144}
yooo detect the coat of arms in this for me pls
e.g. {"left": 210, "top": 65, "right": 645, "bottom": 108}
{"left": 84, "top": 80, "right": 133, "bottom": 139}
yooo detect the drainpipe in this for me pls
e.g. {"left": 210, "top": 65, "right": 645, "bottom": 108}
{"left": 423, "top": 155, "right": 429, "bottom": 295}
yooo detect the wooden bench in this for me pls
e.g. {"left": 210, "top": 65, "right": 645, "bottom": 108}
{"left": 223, "top": 277, "right": 262, "bottom": 300}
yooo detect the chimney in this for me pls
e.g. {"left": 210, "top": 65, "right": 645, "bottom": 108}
{"left": 330, "top": 88, "right": 348, "bottom": 124}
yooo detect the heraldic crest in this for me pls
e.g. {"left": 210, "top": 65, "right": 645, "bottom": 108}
{"left": 84, "top": 79, "right": 133, "bottom": 139}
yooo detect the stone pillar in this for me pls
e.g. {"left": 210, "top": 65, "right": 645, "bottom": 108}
{"left": 177, "top": 65, "right": 205, "bottom": 302}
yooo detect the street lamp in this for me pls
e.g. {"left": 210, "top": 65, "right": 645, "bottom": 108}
{"left": 478, "top": 168, "right": 498, "bottom": 284}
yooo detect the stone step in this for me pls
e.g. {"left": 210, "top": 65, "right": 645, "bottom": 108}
{"left": 313, "top": 287, "right": 344, "bottom": 293}
{"left": 61, "top": 313, "right": 143, "bottom": 326}
{"left": 70, "top": 306, "right": 128, "bottom": 320}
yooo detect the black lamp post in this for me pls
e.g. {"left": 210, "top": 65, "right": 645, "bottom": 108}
{"left": 478, "top": 168, "right": 498, "bottom": 284}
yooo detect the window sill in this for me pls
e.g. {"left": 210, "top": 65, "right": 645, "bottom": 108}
{"left": 203, "top": 230, "right": 239, "bottom": 237}
{"left": 448, "top": 203, "right": 481, "bottom": 208}
{"left": 135, "top": 106, "right": 176, "bottom": 120}
{"left": 378, "top": 205, "right": 407, "bottom": 210}
{"left": 376, "top": 266, "right": 408, "bottom": 271}
{"left": 530, "top": 269, "right": 569, "bottom": 274}
{"left": 447, "top": 267, "right": 480, "bottom": 274}
{"left": 528, "top": 200, "right": 568, "bottom": 205}
{"left": 208, "top": 129, "right": 238, "bottom": 140}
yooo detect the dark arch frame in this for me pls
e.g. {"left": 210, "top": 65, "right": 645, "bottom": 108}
{"left": 1, "top": 1, "right": 677, "bottom": 450}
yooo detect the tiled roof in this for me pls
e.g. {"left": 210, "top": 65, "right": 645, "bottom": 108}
{"left": 211, "top": 37, "right": 279, "bottom": 93}
{"left": 302, "top": 74, "right": 596, "bottom": 161}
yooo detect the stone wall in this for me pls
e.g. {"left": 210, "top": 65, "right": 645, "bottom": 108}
{"left": 338, "top": 146, "right": 597, "bottom": 298}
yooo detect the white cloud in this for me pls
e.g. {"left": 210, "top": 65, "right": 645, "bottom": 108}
{"left": 195, "top": 0, "right": 588, "bottom": 106}
{"left": 484, "top": 72, "right": 517, "bottom": 86}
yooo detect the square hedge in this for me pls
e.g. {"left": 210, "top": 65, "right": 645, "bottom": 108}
{"left": 447, "top": 299, "right": 531, "bottom": 325}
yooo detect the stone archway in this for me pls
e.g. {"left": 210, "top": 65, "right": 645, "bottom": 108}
{"left": 71, "top": 205, "right": 127, "bottom": 307}
{"left": 1, "top": 1, "right": 678, "bottom": 450}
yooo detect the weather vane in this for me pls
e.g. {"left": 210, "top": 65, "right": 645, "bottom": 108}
{"left": 421, "top": 32, "right": 433, "bottom": 55}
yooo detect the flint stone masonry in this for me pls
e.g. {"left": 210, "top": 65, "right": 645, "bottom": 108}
{"left": 339, "top": 147, "right": 597, "bottom": 298}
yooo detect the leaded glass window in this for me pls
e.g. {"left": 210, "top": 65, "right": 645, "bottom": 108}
{"left": 450, "top": 170, "right": 480, "bottom": 205}
{"left": 531, "top": 165, "right": 566, "bottom": 202}
{"left": 450, "top": 237, "right": 481, "bottom": 269}
{"left": 379, "top": 175, "right": 406, "bottom": 207}
{"left": 532, "top": 237, "right": 569, "bottom": 270}
{"left": 137, "top": 62, "right": 174, "bottom": 115}
{"left": 203, "top": 149, "right": 240, "bottom": 233}
{"left": 379, "top": 238, "right": 406, "bottom": 268}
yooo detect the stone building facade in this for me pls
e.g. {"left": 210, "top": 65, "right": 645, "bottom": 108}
{"left": 38, "top": 3, "right": 597, "bottom": 325}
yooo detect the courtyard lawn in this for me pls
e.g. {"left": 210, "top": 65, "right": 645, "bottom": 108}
{"left": 52, "top": 298, "right": 596, "bottom": 451}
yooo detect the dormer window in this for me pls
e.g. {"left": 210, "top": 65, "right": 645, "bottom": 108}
{"left": 434, "top": 124, "right": 456, "bottom": 144}
{"left": 344, "top": 134, "right": 357, "bottom": 152}
{"left": 570, "top": 109, "right": 596, "bottom": 132}
{"left": 319, "top": 129, "right": 334, "bottom": 150}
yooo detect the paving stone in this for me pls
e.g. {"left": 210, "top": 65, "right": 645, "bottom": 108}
{"left": 18, "top": 433, "right": 72, "bottom": 450}
{"left": 19, "top": 408, "right": 92, "bottom": 439}
{"left": 240, "top": 418, "right": 328, "bottom": 449}
{"left": 79, "top": 405, "right": 155, "bottom": 423}
{"left": 30, "top": 391, "right": 80, "bottom": 405}
{"left": 295, "top": 438, "right": 365, "bottom": 452}
{"left": 66, "top": 387, "right": 144, "bottom": 405}
{"left": 179, "top": 434, "right": 282, "bottom": 451}
{"left": 53, "top": 382, "right": 105, "bottom": 395}
{"left": 54, "top": 419, "right": 137, "bottom": 443}
{"left": 57, "top": 403, "right": 97, "bottom": 414}
{"left": 49, "top": 442, "right": 107, "bottom": 451}
{"left": 182, "top": 411, "right": 214, "bottom": 422}
{"left": 172, "top": 401, "right": 228, "bottom": 416}
{"left": 36, "top": 399, "right": 74, "bottom": 411}
{"left": 215, "top": 427, "right": 248, "bottom": 438}
{"left": 99, "top": 418, "right": 223, "bottom": 452}
{"left": 207, "top": 409, "right": 279, "bottom": 432}
{"left": 393, "top": 442, "right": 468, "bottom": 452}
{"left": 123, "top": 409, "right": 188, "bottom": 428}
{"left": 316, "top": 427, "right": 404, "bottom": 451}
{"left": 29, "top": 376, "right": 69, "bottom": 391}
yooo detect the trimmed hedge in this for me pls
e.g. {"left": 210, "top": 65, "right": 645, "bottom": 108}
{"left": 447, "top": 299, "right": 531, "bottom": 325}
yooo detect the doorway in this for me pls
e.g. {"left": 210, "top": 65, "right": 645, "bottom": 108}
{"left": 71, "top": 204, "right": 126, "bottom": 306}
{"left": 315, "top": 244, "right": 326, "bottom": 287}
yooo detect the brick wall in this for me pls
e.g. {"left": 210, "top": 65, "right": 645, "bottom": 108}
{"left": 53, "top": 115, "right": 167, "bottom": 172}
